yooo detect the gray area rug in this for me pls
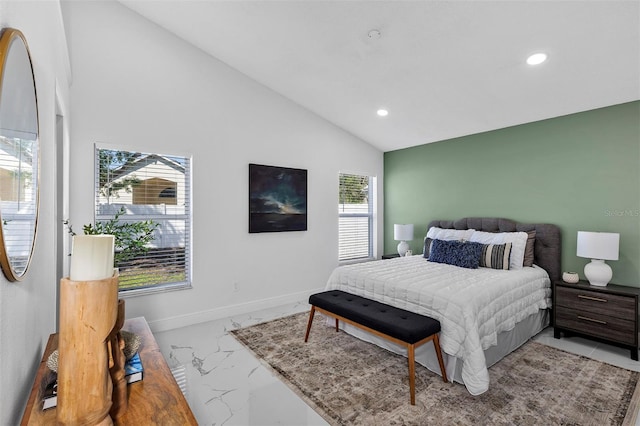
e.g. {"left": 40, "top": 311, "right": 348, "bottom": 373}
{"left": 231, "top": 312, "right": 640, "bottom": 426}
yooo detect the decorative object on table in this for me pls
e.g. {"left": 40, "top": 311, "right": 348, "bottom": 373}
{"left": 248, "top": 163, "right": 307, "bottom": 233}
{"left": 562, "top": 271, "right": 580, "bottom": 284}
{"left": 46, "top": 349, "right": 58, "bottom": 372}
{"left": 57, "top": 273, "right": 119, "bottom": 425}
{"left": 124, "top": 352, "right": 144, "bottom": 384}
{"left": 40, "top": 370, "right": 58, "bottom": 410}
{"left": 405, "top": 249, "right": 413, "bottom": 257}
{"left": 394, "top": 224, "right": 414, "bottom": 257}
{"left": 121, "top": 330, "right": 142, "bottom": 360}
{"left": 69, "top": 235, "right": 115, "bottom": 281}
{"left": 108, "top": 300, "right": 128, "bottom": 419}
{"left": 57, "top": 234, "right": 121, "bottom": 425}
{"left": 576, "top": 231, "right": 620, "bottom": 287}
{"left": 46, "top": 330, "right": 140, "bottom": 373}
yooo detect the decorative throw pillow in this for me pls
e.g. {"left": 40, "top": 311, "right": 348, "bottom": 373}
{"left": 480, "top": 243, "right": 512, "bottom": 270}
{"left": 468, "top": 230, "right": 528, "bottom": 270}
{"left": 423, "top": 237, "right": 433, "bottom": 258}
{"left": 428, "top": 239, "right": 484, "bottom": 269}
{"left": 523, "top": 230, "right": 536, "bottom": 267}
{"left": 426, "top": 227, "right": 475, "bottom": 242}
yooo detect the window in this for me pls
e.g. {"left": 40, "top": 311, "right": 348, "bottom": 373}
{"left": 338, "top": 173, "right": 374, "bottom": 261}
{"left": 95, "top": 145, "right": 191, "bottom": 294}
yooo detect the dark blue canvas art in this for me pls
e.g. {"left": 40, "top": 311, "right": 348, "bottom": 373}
{"left": 249, "top": 164, "right": 307, "bottom": 233}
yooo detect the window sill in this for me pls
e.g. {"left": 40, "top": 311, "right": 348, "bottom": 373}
{"left": 118, "top": 282, "right": 192, "bottom": 298}
{"left": 339, "top": 257, "right": 375, "bottom": 266}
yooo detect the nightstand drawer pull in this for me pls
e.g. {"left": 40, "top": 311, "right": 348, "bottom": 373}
{"left": 577, "top": 315, "right": 607, "bottom": 325}
{"left": 577, "top": 294, "right": 608, "bottom": 303}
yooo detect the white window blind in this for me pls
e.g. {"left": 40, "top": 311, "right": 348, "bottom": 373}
{"left": 94, "top": 146, "right": 191, "bottom": 293}
{"left": 0, "top": 136, "right": 37, "bottom": 275}
{"left": 339, "top": 173, "right": 374, "bottom": 261}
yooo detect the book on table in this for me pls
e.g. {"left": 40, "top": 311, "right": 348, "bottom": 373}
{"left": 125, "top": 352, "right": 143, "bottom": 384}
{"left": 41, "top": 371, "right": 57, "bottom": 410}
{"left": 41, "top": 352, "right": 143, "bottom": 410}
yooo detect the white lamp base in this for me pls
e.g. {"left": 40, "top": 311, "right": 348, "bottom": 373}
{"left": 584, "top": 259, "right": 613, "bottom": 287}
{"left": 397, "top": 241, "right": 409, "bottom": 257}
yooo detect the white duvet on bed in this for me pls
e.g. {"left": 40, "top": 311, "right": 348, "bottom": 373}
{"left": 325, "top": 255, "right": 551, "bottom": 395}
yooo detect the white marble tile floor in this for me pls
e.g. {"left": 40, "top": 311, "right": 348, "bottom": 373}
{"left": 154, "top": 302, "right": 640, "bottom": 425}
{"left": 154, "top": 301, "right": 328, "bottom": 426}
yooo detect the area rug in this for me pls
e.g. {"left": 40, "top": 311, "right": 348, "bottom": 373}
{"left": 230, "top": 312, "right": 640, "bottom": 426}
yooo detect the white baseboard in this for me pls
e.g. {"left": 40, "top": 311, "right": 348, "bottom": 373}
{"left": 147, "top": 287, "right": 324, "bottom": 333}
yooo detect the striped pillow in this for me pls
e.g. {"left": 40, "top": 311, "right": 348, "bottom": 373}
{"left": 480, "top": 243, "right": 512, "bottom": 270}
{"left": 423, "top": 237, "right": 433, "bottom": 258}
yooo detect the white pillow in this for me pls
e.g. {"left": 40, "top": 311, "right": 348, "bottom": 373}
{"left": 426, "top": 227, "right": 475, "bottom": 241}
{"left": 469, "top": 230, "right": 528, "bottom": 270}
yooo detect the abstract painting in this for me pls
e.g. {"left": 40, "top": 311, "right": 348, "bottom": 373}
{"left": 249, "top": 164, "right": 307, "bottom": 233}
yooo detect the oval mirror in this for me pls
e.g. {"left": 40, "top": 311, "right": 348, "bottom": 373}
{"left": 0, "top": 28, "right": 39, "bottom": 281}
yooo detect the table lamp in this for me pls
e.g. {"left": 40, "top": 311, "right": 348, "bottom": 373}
{"left": 576, "top": 231, "right": 619, "bottom": 287}
{"left": 394, "top": 224, "right": 414, "bottom": 257}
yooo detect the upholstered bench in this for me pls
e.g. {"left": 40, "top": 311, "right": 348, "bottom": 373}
{"left": 304, "top": 289, "right": 448, "bottom": 405}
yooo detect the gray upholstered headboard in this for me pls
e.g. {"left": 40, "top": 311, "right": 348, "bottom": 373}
{"left": 427, "top": 217, "right": 562, "bottom": 283}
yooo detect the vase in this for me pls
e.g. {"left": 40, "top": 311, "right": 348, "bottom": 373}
{"left": 562, "top": 272, "right": 579, "bottom": 284}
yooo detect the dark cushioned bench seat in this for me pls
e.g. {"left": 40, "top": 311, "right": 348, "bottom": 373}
{"left": 305, "top": 289, "right": 448, "bottom": 405}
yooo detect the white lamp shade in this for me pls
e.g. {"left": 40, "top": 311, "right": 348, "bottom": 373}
{"left": 576, "top": 231, "right": 619, "bottom": 261}
{"left": 394, "top": 224, "right": 414, "bottom": 241}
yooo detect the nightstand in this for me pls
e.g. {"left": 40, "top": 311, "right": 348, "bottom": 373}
{"left": 554, "top": 280, "right": 640, "bottom": 360}
{"left": 381, "top": 253, "right": 401, "bottom": 259}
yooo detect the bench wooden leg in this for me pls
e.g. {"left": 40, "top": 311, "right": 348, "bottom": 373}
{"left": 305, "top": 302, "right": 445, "bottom": 405}
{"left": 304, "top": 306, "right": 316, "bottom": 342}
{"left": 408, "top": 344, "right": 416, "bottom": 405}
{"left": 433, "top": 334, "right": 448, "bottom": 383}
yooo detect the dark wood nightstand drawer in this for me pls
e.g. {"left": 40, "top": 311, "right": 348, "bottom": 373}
{"left": 555, "top": 306, "right": 635, "bottom": 345}
{"left": 555, "top": 286, "right": 636, "bottom": 320}
{"left": 554, "top": 280, "right": 640, "bottom": 360}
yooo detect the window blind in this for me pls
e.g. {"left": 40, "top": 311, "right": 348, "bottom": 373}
{"left": 94, "top": 146, "right": 191, "bottom": 292}
{"left": 338, "top": 173, "right": 373, "bottom": 261}
{"left": 0, "top": 136, "right": 37, "bottom": 275}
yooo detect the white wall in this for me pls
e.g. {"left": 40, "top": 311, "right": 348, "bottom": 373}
{"left": 63, "top": 1, "right": 383, "bottom": 331}
{"left": 0, "top": 1, "right": 71, "bottom": 423}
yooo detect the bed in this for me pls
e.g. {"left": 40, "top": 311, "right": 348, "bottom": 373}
{"left": 325, "top": 217, "right": 561, "bottom": 395}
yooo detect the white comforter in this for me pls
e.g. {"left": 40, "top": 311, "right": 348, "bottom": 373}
{"left": 325, "top": 256, "right": 551, "bottom": 395}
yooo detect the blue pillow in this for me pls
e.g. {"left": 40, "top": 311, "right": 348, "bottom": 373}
{"left": 428, "top": 239, "right": 484, "bottom": 269}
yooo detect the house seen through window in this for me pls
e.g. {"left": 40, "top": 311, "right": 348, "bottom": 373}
{"left": 339, "top": 173, "right": 374, "bottom": 261}
{"left": 95, "top": 145, "right": 191, "bottom": 293}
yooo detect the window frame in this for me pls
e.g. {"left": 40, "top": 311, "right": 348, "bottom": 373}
{"left": 338, "top": 173, "right": 375, "bottom": 263}
{"left": 94, "top": 143, "right": 193, "bottom": 296}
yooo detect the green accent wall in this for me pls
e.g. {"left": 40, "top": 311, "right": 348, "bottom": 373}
{"left": 384, "top": 101, "right": 640, "bottom": 286}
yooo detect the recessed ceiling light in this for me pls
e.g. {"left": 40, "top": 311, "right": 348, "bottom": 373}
{"left": 526, "top": 53, "right": 548, "bottom": 65}
{"left": 377, "top": 109, "right": 389, "bottom": 117}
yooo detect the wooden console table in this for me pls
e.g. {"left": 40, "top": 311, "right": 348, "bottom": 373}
{"left": 21, "top": 317, "right": 197, "bottom": 425}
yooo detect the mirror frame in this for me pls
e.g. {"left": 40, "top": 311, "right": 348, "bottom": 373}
{"left": 0, "top": 28, "right": 40, "bottom": 282}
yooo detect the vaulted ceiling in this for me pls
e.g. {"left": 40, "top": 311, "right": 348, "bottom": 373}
{"left": 119, "top": 0, "right": 640, "bottom": 152}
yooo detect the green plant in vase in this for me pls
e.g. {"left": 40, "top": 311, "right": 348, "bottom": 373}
{"left": 64, "top": 207, "right": 159, "bottom": 266}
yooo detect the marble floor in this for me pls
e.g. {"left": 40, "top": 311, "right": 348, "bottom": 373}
{"left": 154, "top": 302, "right": 640, "bottom": 426}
